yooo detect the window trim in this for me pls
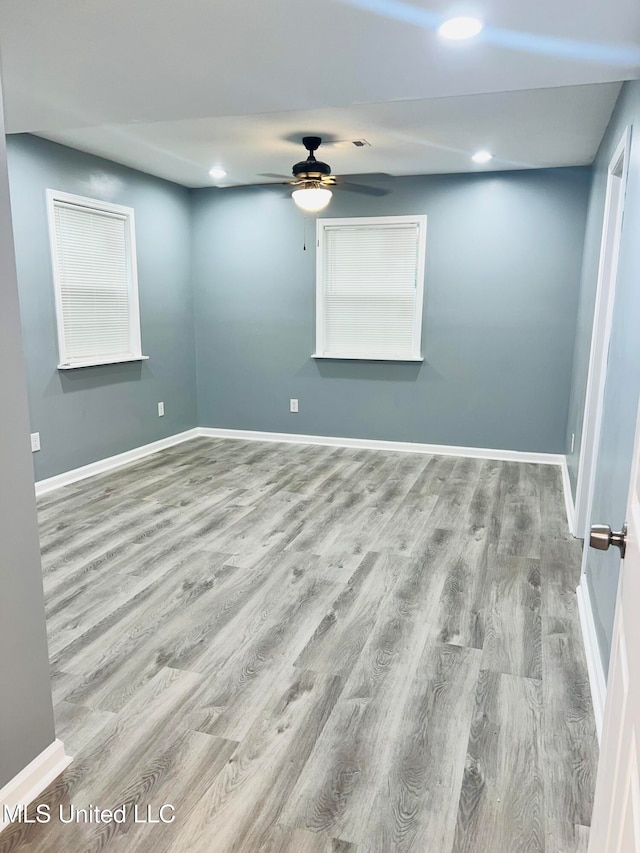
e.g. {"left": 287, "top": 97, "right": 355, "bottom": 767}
{"left": 46, "top": 189, "right": 146, "bottom": 370}
{"left": 314, "top": 214, "right": 427, "bottom": 362}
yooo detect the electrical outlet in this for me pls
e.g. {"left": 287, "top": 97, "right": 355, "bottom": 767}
{"left": 570, "top": 432, "right": 575, "bottom": 453}
{"left": 158, "top": 401, "right": 165, "bottom": 417}
{"left": 290, "top": 398, "right": 299, "bottom": 413}
{"left": 31, "top": 432, "right": 41, "bottom": 452}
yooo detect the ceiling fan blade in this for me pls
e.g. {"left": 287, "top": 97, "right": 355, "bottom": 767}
{"left": 257, "top": 172, "right": 292, "bottom": 180}
{"left": 248, "top": 184, "right": 293, "bottom": 199}
{"left": 337, "top": 181, "right": 390, "bottom": 197}
{"left": 236, "top": 180, "right": 294, "bottom": 189}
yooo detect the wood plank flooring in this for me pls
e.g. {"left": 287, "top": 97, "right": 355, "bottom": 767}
{"left": 0, "top": 438, "right": 598, "bottom": 853}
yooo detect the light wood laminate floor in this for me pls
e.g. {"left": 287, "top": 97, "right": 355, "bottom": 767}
{"left": 0, "top": 438, "right": 598, "bottom": 853}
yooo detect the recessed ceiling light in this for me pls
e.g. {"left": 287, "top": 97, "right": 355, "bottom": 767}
{"left": 472, "top": 150, "right": 493, "bottom": 164}
{"left": 208, "top": 166, "right": 227, "bottom": 180}
{"left": 438, "top": 16, "right": 484, "bottom": 40}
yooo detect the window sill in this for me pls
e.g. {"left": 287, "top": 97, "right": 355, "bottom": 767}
{"left": 57, "top": 355, "right": 149, "bottom": 370}
{"left": 312, "top": 354, "right": 424, "bottom": 362}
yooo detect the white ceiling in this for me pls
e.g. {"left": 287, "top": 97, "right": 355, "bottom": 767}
{"left": 0, "top": 0, "right": 638, "bottom": 186}
{"left": 38, "top": 84, "right": 622, "bottom": 187}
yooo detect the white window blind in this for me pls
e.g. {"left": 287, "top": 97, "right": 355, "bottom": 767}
{"left": 47, "top": 190, "right": 145, "bottom": 369}
{"left": 316, "top": 215, "right": 426, "bottom": 361}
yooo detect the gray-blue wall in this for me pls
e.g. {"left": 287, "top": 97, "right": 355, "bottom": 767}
{"left": 0, "top": 84, "right": 55, "bottom": 789}
{"left": 566, "top": 80, "right": 640, "bottom": 675}
{"left": 192, "top": 169, "right": 590, "bottom": 452}
{"left": 6, "top": 135, "right": 197, "bottom": 481}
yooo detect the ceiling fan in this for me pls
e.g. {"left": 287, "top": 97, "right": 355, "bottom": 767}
{"left": 262, "top": 136, "right": 389, "bottom": 212}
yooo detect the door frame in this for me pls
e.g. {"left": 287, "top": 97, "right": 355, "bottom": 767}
{"left": 574, "top": 127, "right": 632, "bottom": 540}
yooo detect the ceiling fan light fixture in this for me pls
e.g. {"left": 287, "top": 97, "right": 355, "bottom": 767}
{"left": 292, "top": 186, "right": 333, "bottom": 213}
{"left": 438, "top": 16, "right": 484, "bottom": 40}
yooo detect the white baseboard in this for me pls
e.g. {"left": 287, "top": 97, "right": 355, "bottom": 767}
{"left": 0, "top": 739, "right": 72, "bottom": 832}
{"left": 35, "top": 426, "right": 570, "bottom": 507}
{"left": 561, "top": 456, "right": 577, "bottom": 536}
{"left": 35, "top": 429, "right": 200, "bottom": 496}
{"left": 577, "top": 580, "right": 606, "bottom": 742}
{"left": 197, "top": 427, "right": 565, "bottom": 467}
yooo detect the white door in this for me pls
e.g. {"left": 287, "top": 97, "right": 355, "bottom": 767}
{"left": 589, "top": 397, "right": 640, "bottom": 851}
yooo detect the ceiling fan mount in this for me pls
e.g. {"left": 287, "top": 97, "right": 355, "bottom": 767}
{"left": 291, "top": 136, "right": 334, "bottom": 184}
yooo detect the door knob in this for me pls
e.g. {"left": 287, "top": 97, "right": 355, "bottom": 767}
{"left": 589, "top": 523, "right": 627, "bottom": 558}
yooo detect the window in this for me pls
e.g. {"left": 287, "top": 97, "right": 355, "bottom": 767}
{"left": 47, "top": 190, "right": 146, "bottom": 369}
{"left": 314, "top": 214, "right": 427, "bottom": 361}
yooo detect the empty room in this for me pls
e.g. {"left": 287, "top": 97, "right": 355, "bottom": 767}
{"left": 1, "top": 1, "right": 640, "bottom": 851}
